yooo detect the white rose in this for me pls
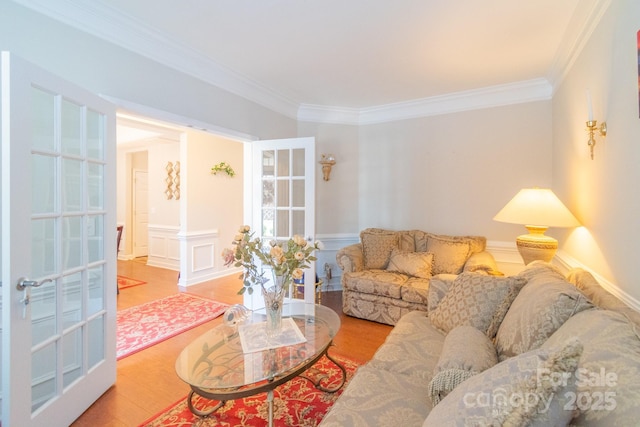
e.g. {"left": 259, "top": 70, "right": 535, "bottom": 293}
{"left": 293, "top": 235, "right": 307, "bottom": 247}
{"left": 315, "top": 240, "right": 324, "bottom": 250}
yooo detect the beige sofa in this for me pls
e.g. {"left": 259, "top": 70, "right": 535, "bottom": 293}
{"left": 320, "top": 262, "right": 640, "bottom": 426}
{"left": 336, "top": 228, "right": 502, "bottom": 325}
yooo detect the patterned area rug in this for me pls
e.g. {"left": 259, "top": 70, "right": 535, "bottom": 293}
{"left": 117, "top": 275, "right": 147, "bottom": 290}
{"left": 117, "top": 293, "right": 229, "bottom": 360}
{"left": 139, "top": 354, "right": 360, "bottom": 426}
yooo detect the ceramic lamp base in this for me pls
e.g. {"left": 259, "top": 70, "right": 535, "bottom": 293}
{"left": 515, "top": 225, "right": 558, "bottom": 265}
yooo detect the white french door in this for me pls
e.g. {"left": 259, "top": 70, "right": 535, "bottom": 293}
{"left": 1, "top": 52, "right": 116, "bottom": 426}
{"left": 247, "top": 137, "right": 316, "bottom": 306}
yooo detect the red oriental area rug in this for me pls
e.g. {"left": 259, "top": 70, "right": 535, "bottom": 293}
{"left": 117, "top": 293, "right": 228, "bottom": 360}
{"left": 139, "top": 354, "right": 360, "bottom": 426}
{"left": 117, "top": 275, "right": 147, "bottom": 290}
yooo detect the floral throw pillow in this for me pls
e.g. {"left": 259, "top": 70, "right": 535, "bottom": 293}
{"left": 495, "top": 278, "right": 593, "bottom": 360}
{"left": 428, "top": 272, "right": 527, "bottom": 338}
{"left": 386, "top": 248, "right": 434, "bottom": 279}
{"left": 426, "top": 237, "right": 470, "bottom": 275}
{"left": 360, "top": 229, "right": 398, "bottom": 270}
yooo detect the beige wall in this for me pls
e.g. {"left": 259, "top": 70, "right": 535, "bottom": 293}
{"left": 298, "top": 122, "right": 361, "bottom": 235}
{"left": 183, "top": 129, "right": 244, "bottom": 252}
{"left": 302, "top": 101, "right": 553, "bottom": 241}
{"left": 552, "top": 0, "right": 640, "bottom": 302}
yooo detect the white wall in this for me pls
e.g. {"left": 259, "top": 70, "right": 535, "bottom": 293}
{"left": 552, "top": 0, "right": 640, "bottom": 304}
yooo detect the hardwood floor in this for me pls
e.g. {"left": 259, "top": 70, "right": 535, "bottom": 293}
{"left": 71, "top": 259, "right": 393, "bottom": 426}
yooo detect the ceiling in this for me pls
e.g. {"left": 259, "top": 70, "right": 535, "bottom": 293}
{"left": 16, "top": 0, "right": 606, "bottom": 123}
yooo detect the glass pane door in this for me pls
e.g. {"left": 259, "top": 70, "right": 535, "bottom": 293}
{"left": 1, "top": 51, "right": 116, "bottom": 427}
{"left": 251, "top": 138, "right": 316, "bottom": 306}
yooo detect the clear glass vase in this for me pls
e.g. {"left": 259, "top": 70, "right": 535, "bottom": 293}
{"left": 262, "top": 273, "right": 288, "bottom": 338}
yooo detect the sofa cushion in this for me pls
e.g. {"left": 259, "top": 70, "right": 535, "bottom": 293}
{"left": 360, "top": 228, "right": 398, "bottom": 269}
{"left": 428, "top": 272, "right": 527, "bottom": 337}
{"left": 320, "top": 365, "right": 431, "bottom": 427}
{"left": 369, "top": 311, "right": 444, "bottom": 380}
{"left": 426, "top": 236, "right": 470, "bottom": 275}
{"left": 386, "top": 248, "right": 434, "bottom": 279}
{"left": 542, "top": 308, "right": 640, "bottom": 426}
{"left": 428, "top": 325, "right": 498, "bottom": 404}
{"left": 495, "top": 269, "right": 593, "bottom": 360}
{"left": 400, "top": 277, "right": 431, "bottom": 305}
{"left": 342, "top": 270, "right": 405, "bottom": 299}
{"left": 424, "top": 340, "right": 583, "bottom": 427}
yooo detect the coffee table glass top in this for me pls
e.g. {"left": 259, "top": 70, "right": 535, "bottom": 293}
{"left": 175, "top": 302, "right": 340, "bottom": 391}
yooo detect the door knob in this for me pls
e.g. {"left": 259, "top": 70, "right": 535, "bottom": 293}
{"left": 16, "top": 277, "right": 53, "bottom": 290}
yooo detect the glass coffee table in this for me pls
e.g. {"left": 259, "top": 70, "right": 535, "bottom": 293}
{"left": 175, "top": 302, "right": 345, "bottom": 426}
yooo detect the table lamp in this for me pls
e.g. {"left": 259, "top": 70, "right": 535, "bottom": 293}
{"left": 493, "top": 188, "right": 580, "bottom": 264}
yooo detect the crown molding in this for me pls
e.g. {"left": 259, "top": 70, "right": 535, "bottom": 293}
{"left": 12, "top": 0, "right": 607, "bottom": 125}
{"left": 11, "top": 0, "right": 301, "bottom": 118}
{"left": 546, "top": 0, "right": 613, "bottom": 91}
{"left": 298, "top": 79, "right": 553, "bottom": 125}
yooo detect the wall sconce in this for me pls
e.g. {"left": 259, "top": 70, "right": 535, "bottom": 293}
{"left": 585, "top": 90, "right": 607, "bottom": 160}
{"left": 586, "top": 120, "right": 607, "bottom": 160}
{"left": 319, "top": 154, "right": 336, "bottom": 181}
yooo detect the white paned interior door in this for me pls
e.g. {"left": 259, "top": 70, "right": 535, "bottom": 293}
{"left": 1, "top": 52, "right": 116, "bottom": 427}
{"left": 246, "top": 137, "right": 316, "bottom": 308}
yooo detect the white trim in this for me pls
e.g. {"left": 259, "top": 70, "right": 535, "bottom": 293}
{"left": 14, "top": 0, "right": 610, "bottom": 125}
{"left": 13, "top": 0, "right": 300, "bottom": 119}
{"left": 546, "top": 0, "right": 613, "bottom": 92}
{"left": 554, "top": 250, "right": 640, "bottom": 312}
{"left": 299, "top": 79, "right": 553, "bottom": 125}
{"left": 104, "top": 95, "right": 257, "bottom": 143}
{"left": 486, "top": 241, "right": 640, "bottom": 312}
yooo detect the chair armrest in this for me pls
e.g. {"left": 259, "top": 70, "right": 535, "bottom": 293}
{"left": 336, "top": 243, "right": 364, "bottom": 273}
{"left": 463, "top": 251, "right": 503, "bottom": 276}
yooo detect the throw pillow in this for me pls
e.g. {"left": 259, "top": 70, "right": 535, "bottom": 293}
{"left": 424, "top": 340, "right": 584, "bottom": 427}
{"left": 386, "top": 248, "right": 434, "bottom": 279}
{"left": 495, "top": 277, "right": 593, "bottom": 361}
{"left": 360, "top": 229, "right": 398, "bottom": 269}
{"left": 426, "top": 237, "right": 470, "bottom": 275}
{"left": 428, "top": 273, "right": 527, "bottom": 338}
{"left": 426, "top": 274, "right": 456, "bottom": 312}
{"left": 428, "top": 325, "right": 498, "bottom": 404}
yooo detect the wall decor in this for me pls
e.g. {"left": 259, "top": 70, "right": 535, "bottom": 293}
{"left": 211, "top": 161, "right": 235, "bottom": 177}
{"left": 174, "top": 161, "right": 181, "bottom": 200}
{"left": 165, "top": 161, "right": 174, "bottom": 199}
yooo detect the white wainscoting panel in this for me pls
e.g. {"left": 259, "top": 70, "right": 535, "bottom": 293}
{"left": 177, "top": 229, "right": 221, "bottom": 287}
{"left": 147, "top": 224, "right": 180, "bottom": 270}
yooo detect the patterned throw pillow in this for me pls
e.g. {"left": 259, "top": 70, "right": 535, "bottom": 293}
{"left": 428, "top": 273, "right": 528, "bottom": 338}
{"left": 426, "top": 275, "right": 454, "bottom": 312}
{"left": 495, "top": 277, "right": 593, "bottom": 361}
{"left": 386, "top": 248, "right": 434, "bottom": 279}
{"left": 426, "top": 237, "right": 470, "bottom": 275}
{"left": 428, "top": 325, "right": 498, "bottom": 404}
{"left": 424, "top": 340, "right": 584, "bottom": 426}
{"left": 360, "top": 229, "right": 398, "bottom": 269}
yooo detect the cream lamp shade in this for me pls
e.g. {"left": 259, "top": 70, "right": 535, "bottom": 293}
{"left": 493, "top": 188, "right": 580, "bottom": 264}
